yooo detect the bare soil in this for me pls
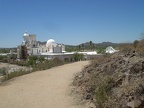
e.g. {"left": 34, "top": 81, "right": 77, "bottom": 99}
{"left": 0, "top": 61, "right": 89, "bottom": 108}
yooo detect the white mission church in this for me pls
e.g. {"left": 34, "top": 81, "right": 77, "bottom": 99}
{"left": 17, "top": 32, "right": 99, "bottom": 61}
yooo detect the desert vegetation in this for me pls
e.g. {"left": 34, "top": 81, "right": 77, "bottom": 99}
{"left": 0, "top": 53, "right": 85, "bottom": 83}
{"left": 0, "top": 56, "right": 65, "bottom": 83}
{"left": 72, "top": 53, "right": 84, "bottom": 61}
{"left": 72, "top": 39, "right": 144, "bottom": 108}
{"left": 0, "top": 48, "right": 15, "bottom": 53}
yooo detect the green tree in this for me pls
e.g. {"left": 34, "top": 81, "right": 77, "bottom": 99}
{"left": 89, "top": 41, "right": 92, "bottom": 46}
{"left": 89, "top": 41, "right": 94, "bottom": 50}
{"left": 28, "top": 56, "right": 38, "bottom": 65}
{"left": 78, "top": 45, "right": 81, "bottom": 50}
{"left": 38, "top": 56, "right": 45, "bottom": 62}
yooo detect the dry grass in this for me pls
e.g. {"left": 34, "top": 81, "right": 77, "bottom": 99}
{"left": 72, "top": 49, "right": 144, "bottom": 108}
{"left": 0, "top": 58, "right": 64, "bottom": 82}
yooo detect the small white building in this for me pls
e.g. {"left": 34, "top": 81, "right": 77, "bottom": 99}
{"left": 105, "top": 46, "right": 119, "bottom": 54}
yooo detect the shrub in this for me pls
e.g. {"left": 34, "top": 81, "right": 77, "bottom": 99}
{"left": 38, "top": 56, "right": 45, "bottom": 62}
{"left": 0, "top": 56, "right": 8, "bottom": 63}
{"left": 136, "top": 39, "right": 144, "bottom": 56}
{"left": 93, "top": 76, "right": 114, "bottom": 108}
{"left": 97, "top": 48, "right": 105, "bottom": 54}
{"left": 0, "top": 56, "right": 7, "bottom": 60}
{"left": 72, "top": 53, "right": 84, "bottom": 61}
{"left": 133, "top": 40, "right": 139, "bottom": 48}
{"left": 0, "top": 68, "right": 7, "bottom": 76}
{"left": 28, "top": 59, "right": 36, "bottom": 66}
{"left": 32, "top": 58, "right": 64, "bottom": 71}
{"left": 29, "top": 55, "right": 38, "bottom": 61}
{"left": 17, "top": 60, "right": 29, "bottom": 66}
{"left": 6, "top": 70, "right": 31, "bottom": 80}
{"left": 119, "top": 43, "right": 133, "bottom": 53}
{"left": 52, "top": 57, "right": 64, "bottom": 66}
{"left": 0, "top": 57, "right": 65, "bottom": 83}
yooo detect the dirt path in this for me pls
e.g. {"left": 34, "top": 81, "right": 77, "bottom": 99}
{"left": 0, "top": 61, "right": 89, "bottom": 108}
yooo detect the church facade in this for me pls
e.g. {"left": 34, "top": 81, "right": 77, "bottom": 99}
{"left": 17, "top": 32, "right": 65, "bottom": 59}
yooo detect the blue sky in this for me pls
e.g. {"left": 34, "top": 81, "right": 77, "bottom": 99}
{"left": 0, "top": 0, "right": 144, "bottom": 47}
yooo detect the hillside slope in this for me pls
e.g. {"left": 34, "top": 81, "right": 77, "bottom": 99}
{"left": 72, "top": 52, "right": 144, "bottom": 108}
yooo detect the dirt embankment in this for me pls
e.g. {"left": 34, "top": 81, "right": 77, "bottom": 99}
{"left": 0, "top": 61, "right": 89, "bottom": 108}
{"left": 72, "top": 52, "right": 144, "bottom": 108}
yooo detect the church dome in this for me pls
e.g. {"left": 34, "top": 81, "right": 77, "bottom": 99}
{"left": 46, "top": 39, "right": 56, "bottom": 47}
{"left": 23, "top": 32, "right": 29, "bottom": 36}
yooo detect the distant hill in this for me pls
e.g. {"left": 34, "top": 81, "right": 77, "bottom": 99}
{"left": 65, "top": 41, "right": 125, "bottom": 52}
{"left": 95, "top": 42, "right": 120, "bottom": 47}
{"left": 78, "top": 41, "right": 121, "bottom": 47}
{"left": 37, "top": 41, "right": 122, "bottom": 48}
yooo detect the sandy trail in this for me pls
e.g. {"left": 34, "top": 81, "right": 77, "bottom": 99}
{"left": 0, "top": 61, "right": 89, "bottom": 108}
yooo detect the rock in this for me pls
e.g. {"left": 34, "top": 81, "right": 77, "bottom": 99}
{"left": 138, "top": 100, "right": 144, "bottom": 108}
{"left": 135, "top": 100, "right": 142, "bottom": 108}
{"left": 85, "top": 94, "right": 91, "bottom": 100}
{"left": 88, "top": 102, "right": 96, "bottom": 108}
{"left": 127, "top": 101, "right": 134, "bottom": 108}
{"left": 130, "top": 62, "right": 142, "bottom": 74}
{"left": 127, "top": 100, "right": 142, "bottom": 108}
{"left": 72, "top": 52, "right": 144, "bottom": 108}
{"left": 142, "top": 61, "right": 144, "bottom": 71}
